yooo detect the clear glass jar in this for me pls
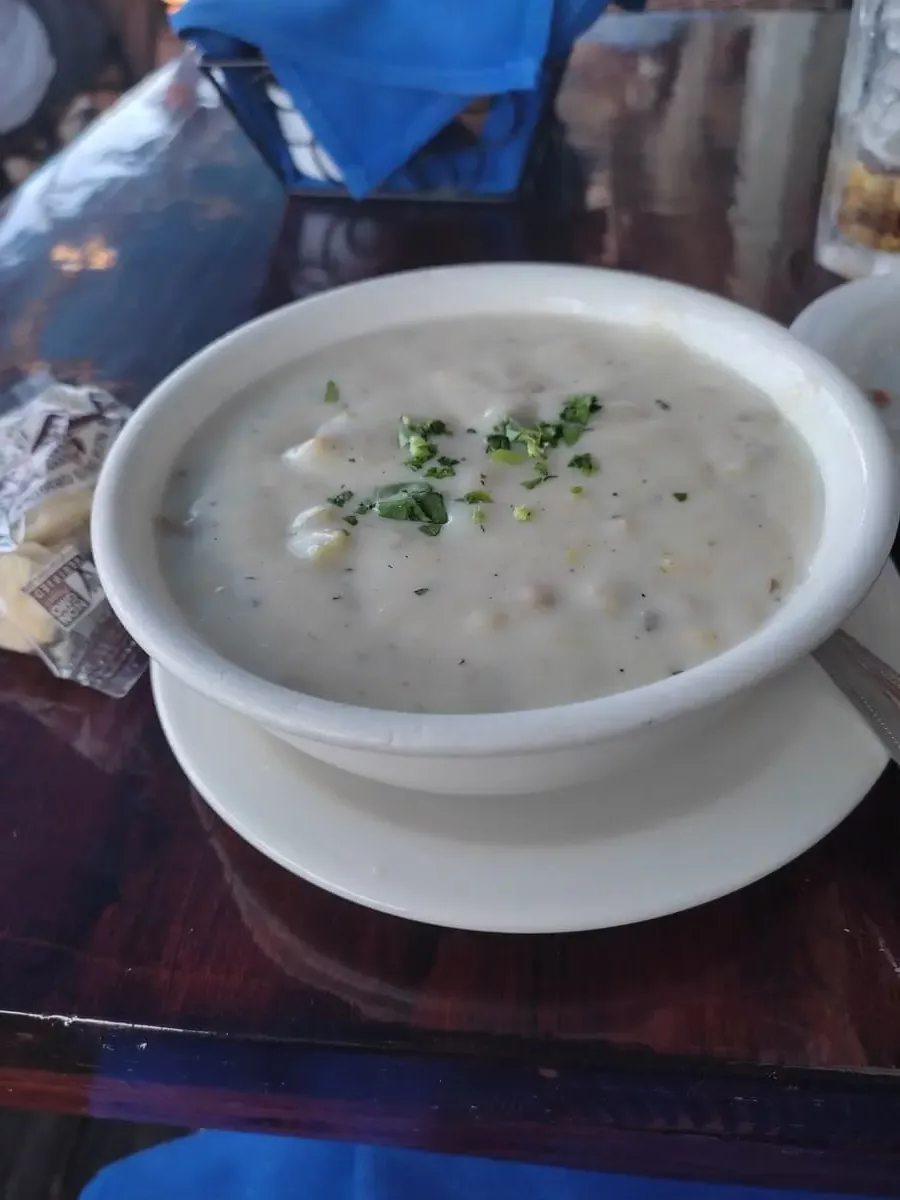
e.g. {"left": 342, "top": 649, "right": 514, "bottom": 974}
{"left": 816, "top": 0, "right": 900, "bottom": 276}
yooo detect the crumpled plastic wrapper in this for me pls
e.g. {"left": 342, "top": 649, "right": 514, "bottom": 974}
{"left": 0, "top": 372, "right": 146, "bottom": 697}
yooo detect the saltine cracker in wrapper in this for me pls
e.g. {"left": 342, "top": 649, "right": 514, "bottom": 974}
{"left": 0, "top": 373, "right": 145, "bottom": 696}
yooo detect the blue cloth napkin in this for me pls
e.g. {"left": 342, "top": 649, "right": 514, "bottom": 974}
{"left": 171, "top": 0, "right": 623, "bottom": 197}
{"left": 82, "top": 1132, "right": 894, "bottom": 1200}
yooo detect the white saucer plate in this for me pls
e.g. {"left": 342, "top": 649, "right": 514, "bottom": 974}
{"left": 152, "top": 565, "right": 900, "bottom": 933}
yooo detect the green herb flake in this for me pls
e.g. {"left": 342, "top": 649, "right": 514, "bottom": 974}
{"left": 343, "top": 514, "right": 359, "bottom": 526}
{"left": 492, "top": 417, "right": 564, "bottom": 462}
{"left": 672, "top": 492, "right": 689, "bottom": 502}
{"left": 561, "top": 393, "right": 601, "bottom": 426}
{"left": 558, "top": 393, "right": 602, "bottom": 447}
{"left": 463, "top": 489, "right": 493, "bottom": 504}
{"left": 324, "top": 380, "right": 340, "bottom": 404}
{"left": 571, "top": 485, "right": 584, "bottom": 496}
{"left": 486, "top": 397, "right": 601, "bottom": 477}
{"left": 472, "top": 506, "right": 487, "bottom": 528}
{"left": 327, "top": 489, "right": 354, "bottom": 508}
{"left": 399, "top": 415, "right": 450, "bottom": 443}
{"left": 513, "top": 505, "right": 533, "bottom": 522}
{"left": 398, "top": 417, "right": 453, "bottom": 471}
{"left": 568, "top": 453, "right": 598, "bottom": 476}
{"left": 371, "top": 481, "right": 448, "bottom": 530}
{"left": 413, "top": 587, "right": 430, "bottom": 596}
{"left": 406, "top": 433, "right": 436, "bottom": 470}
{"left": 489, "top": 447, "right": 527, "bottom": 466}
{"left": 424, "top": 455, "right": 460, "bottom": 480}
{"left": 522, "top": 460, "right": 556, "bottom": 490}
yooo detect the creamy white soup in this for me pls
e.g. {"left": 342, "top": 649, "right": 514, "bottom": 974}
{"left": 157, "top": 315, "right": 821, "bottom": 713}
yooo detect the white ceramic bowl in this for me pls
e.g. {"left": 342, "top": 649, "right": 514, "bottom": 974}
{"left": 92, "top": 265, "right": 899, "bottom": 795}
{"left": 792, "top": 274, "right": 900, "bottom": 457}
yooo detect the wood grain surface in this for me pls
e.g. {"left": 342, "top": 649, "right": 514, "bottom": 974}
{"left": 3, "top": 17, "right": 900, "bottom": 1192}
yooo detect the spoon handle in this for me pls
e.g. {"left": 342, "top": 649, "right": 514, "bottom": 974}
{"left": 814, "top": 629, "right": 900, "bottom": 764}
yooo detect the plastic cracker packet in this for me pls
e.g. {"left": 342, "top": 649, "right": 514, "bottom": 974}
{"left": 0, "top": 372, "right": 146, "bottom": 697}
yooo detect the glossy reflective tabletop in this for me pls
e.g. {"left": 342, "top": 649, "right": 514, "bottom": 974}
{"left": 4, "top": 14, "right": 900, "bottom": 1193}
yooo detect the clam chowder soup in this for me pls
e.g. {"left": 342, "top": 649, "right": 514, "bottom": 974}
{"left": 158, "top": 316, "right": 821, "bottom": 713}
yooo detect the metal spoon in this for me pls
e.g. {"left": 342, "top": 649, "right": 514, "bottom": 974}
{"left": 813, "top": 630, "right": 900, "bottom": 764}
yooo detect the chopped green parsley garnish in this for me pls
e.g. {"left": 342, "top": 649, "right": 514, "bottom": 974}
{"left": 568, "top": 453, "right": 597, "bottom": 476}
{"left": 401, "top": 416, "right": 450, "bottom": 439}
{"left": 559, "top": 394, "right": 601, "bottom": 446}
{"left": 485, "top": 393, "right": 601, "bottom": 484}
{"left": 487, "top": 417, "right": 561, "bottom": 460}
{"left": 522, "top": 460, "right": 556, "bottom": 490}
{"left": 505, "top": 418, "right": 556, "bottom": 459}
{"left": 672, "top": 492, "right": 688, "bottom": 502}
{"left": 405, "top": 433, "right": 436, "bottom": 469}
{"left": 489, "top": 447, "right": 527, "bottom": 466}
{"left": 371, "top": 481, "right": 448, "bottom": 533}
{"left": 327, "top": 489, "right": 354, "bottom": 507}
{"left": 424, "top": 455, "right": 460, "bottom": 479}
{"left": 560, "top": 393, "right": 601, "bottom": 426}
{"left": 324, "top": 380, "right": 339, "bottom": 404}
{"left": 330, "top": 395, "right": 605, "bottom": 542}
{"left": 398, "top": 416, "right": 452, "bottom": 471}
{"left": 571, "top": 485, "right": 584, "bottom": 496}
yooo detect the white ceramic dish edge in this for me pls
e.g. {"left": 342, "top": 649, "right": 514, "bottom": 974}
{"left": 792, "top": 274, "right": 900, "bottom": 455}
{"left": 149, "top": 559, "right": 900, "bottom": 930}
{"left": 92, "top": 264, "right": 899, "bottom": 793}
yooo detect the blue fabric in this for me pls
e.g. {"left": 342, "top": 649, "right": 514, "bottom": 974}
{"left": 81, "top": 1132, "right": 892, "bottom": 1200}
{"left": 171, "top": 0, "right": 620, "bottom": 197}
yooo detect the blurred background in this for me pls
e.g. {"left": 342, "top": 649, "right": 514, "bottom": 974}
{"left": 0, "top": 0, "right": 851, "bottom": 198}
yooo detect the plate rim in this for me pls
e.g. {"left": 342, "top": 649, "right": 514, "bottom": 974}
{"left": 150, "top": 568, "right": 898, "bottom": 933}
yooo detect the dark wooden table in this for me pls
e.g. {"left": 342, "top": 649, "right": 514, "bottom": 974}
{"left": 5, "top": 13, "right": 900, "bottom": 1195}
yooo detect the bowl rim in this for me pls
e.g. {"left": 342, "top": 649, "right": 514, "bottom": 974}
{"left": 92, "top": 263, "right": 900, "bottom": 758}
{"left": 791, "top": 273, "right": 900, "bottom": 346}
